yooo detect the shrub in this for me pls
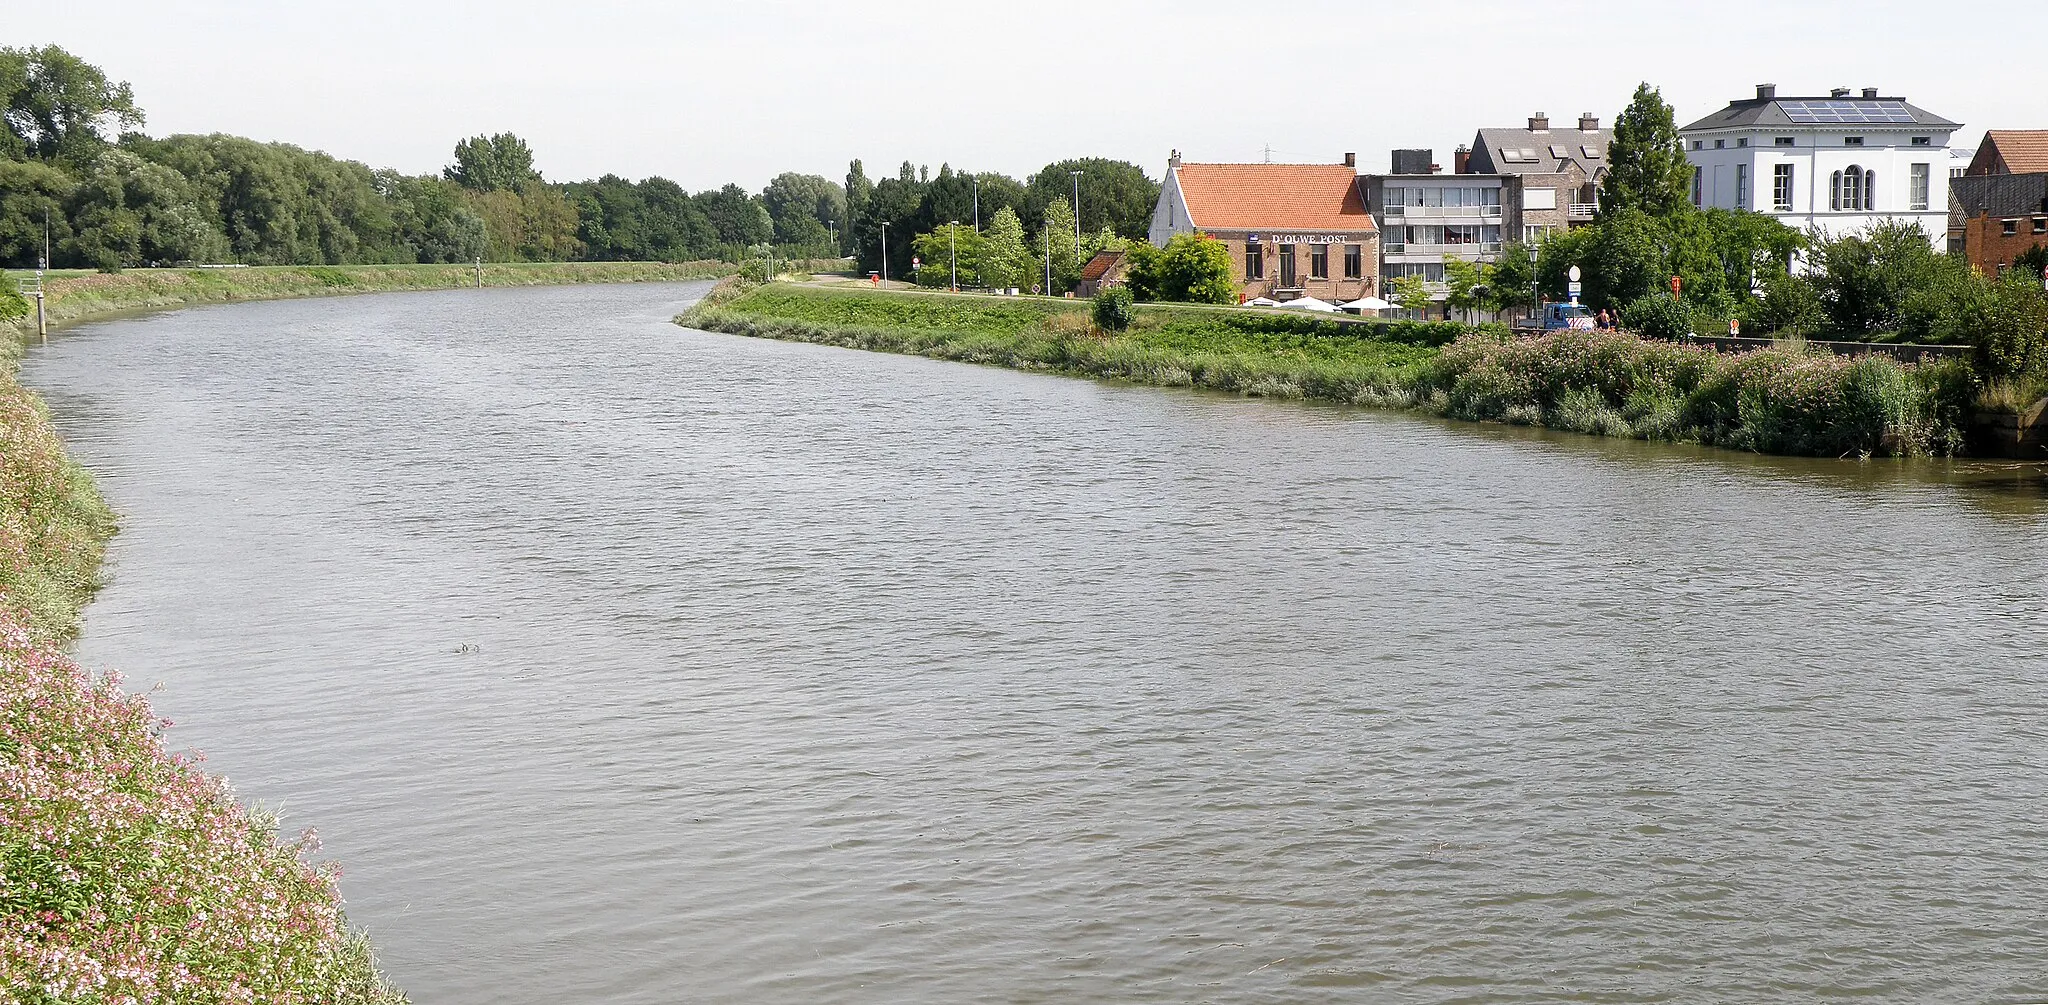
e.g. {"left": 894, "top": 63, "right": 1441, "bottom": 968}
{"left": 1622, "top": 292, "right": 1695, "bottom": 341}
{"left": 1091, "top": 286, "right": 1135, "bottom": 332}
{"left": 1976, "top": 267, "right": 2048, "bottom": 378}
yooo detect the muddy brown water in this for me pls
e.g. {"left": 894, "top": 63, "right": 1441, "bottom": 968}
{"left": 22, "top": 282, "right": 2048, "bottom": 1003}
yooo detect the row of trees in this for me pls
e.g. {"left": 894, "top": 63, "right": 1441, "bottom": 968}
{"left": 849, "top": 158, "right": 1160, "bottom": 292}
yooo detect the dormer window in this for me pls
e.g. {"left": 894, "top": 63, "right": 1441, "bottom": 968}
{"left": 1845, "top": 136, "right": 1865, "bottom": 147}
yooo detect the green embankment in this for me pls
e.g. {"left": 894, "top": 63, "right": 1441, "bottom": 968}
{"left": 0, "top": 258, "right": 751, "bottom": 1003}
{"left": 682, "top": 283, "right": 1979, "bottom": 458}
{"left": 5, "top": 260, "right": 744, "bottom": 335}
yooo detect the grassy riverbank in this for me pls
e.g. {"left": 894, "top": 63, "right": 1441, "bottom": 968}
{"left": 3, "top": 260, "right": 749, "bottom": 336}
{"left": 682, "top": 283, "right": 1978, "bottom": 457}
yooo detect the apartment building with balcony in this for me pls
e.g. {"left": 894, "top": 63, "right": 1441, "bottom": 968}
{"left": 1463, "top": 112, "right": 1610, "bottom": 243}
{"left": 1359, "top": 149, "right": 1506, "bottom": 305}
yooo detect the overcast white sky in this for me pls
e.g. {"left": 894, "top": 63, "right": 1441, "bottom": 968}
{"left": 8, "top": 0, "right": 2030, "bottom": 191}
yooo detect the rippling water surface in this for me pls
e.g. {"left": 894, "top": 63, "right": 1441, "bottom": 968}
{"left": 22, "top": 282, "right": 2048, "bottom": 1003}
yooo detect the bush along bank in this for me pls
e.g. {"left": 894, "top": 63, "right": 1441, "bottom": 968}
{"left": 1, "top": 293, "right": 407, "bottom": 1000}
{"left": 681, "top": 283, "right": 1976, "bottom": 458}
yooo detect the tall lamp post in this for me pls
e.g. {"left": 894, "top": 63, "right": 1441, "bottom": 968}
{"left": 1069, "top": 170, "right": 1084, "bottom": 258}
{"left": 972, "top": 176, "right": 981, "bottom": 231}
{"left": 949, "top": 221, "right": 959, "bottom": 291}
{"left": 880, "top": 221, "right": 890, "bottom": 286}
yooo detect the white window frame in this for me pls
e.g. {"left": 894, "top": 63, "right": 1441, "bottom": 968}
{"left": 1773, "top": 164, "right": 1794, "bottom": 211}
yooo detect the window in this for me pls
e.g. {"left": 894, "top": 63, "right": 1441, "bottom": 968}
{"left": 2003, "top": 219, "right": 2019, "bottom": 236}
{"left": 1845, "top": 136, "right": 1865, "bottom": 146}
{"left": 1309, "top": 244, "right": 1329, "bottom": 280}
{"left": 1278, "top": 244, "right": 1296, "bottom": 286}
{"left": 1692, "top": 140, "right": 1703, "bottom": 150}
{"left": 1524, "top": 224, "right": 1555, "bottom": 243}
{"left": 1244, "top": 241, "right": 1264, "bottom": 279}
{"left": 1715, "top": 138, "right": 1726, "bottom": 149}
{"left": 1738, "top": 137, "right": 1749, "bottom": 147}
{"left": 1912, "top": 136, "right": 1931, "bottom": 146}
{"left": 1775, "top": 136, "right": 1796, "bottom": 146}
{"left": 1443, "top": 224, "right": 1480, "bottom": 245}
{"left": 1831, "top": 166, "right": 1872, "bottom": 211}
{"left": 1735, "top": 164, "right": 1749, "bottom": 209}
{"left": 1343, "top": 244, "right": 1362, "bottom": 279}
{"left": 1692, "top": 167, "right": 1703, "bottom": 207}
{"left": 1384, "top": 187, "right": 1405, "bottom": 209}
{"left": 1773, "top": 164, "right": 1794, "bottom": 211}
{"left": 2036, "top": 219, "right": 2047, "bottom": 235}
{"left": 1910, "top": 163, "right": 1930, "bottom": 210}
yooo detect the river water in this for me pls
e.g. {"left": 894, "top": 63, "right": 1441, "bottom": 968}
{"left": 21, "top": 282, "right": 2048, "bottom": 1003}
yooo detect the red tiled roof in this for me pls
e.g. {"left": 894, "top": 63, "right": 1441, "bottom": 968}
{"left": 1174, "top": 163, "right": 1375, "bottom": 233}
{"left": 1078, "top": 250, "right": 1123, "bottom": 282}
{"left": 1983, "top": 130, "right": 2048, "bottom": 174}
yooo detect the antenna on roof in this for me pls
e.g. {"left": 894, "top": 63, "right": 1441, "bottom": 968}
{"left": 1262, "top": 143, "right": 1274, "bottom": 163}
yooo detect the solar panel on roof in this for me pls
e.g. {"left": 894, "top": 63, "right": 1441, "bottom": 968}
{"left": 1779, "top": 99, "right": 1914, "bottom": 124}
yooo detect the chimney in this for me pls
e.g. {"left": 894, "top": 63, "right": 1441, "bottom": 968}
{"left": 1578, "top": 113, "right": 1600, "bottom": 132}
{"left": 1756, "top": 83, "right": 1776, "bottom": 100}
{"left": 1454, "top": 146, "right": 1472, "bottom": 174}
{"left": 1391, "top": 148, "right": 1434, "bottom": 175}
{"left": 1862, "top": 87, "right": 1879, "bottom": 99}
{"left": 1529, "top": 112, "right": 1550, "bottom": 131}
{"left": 1830, "top": 87, "right": 1851, "bottom": 98}
{"left": 1343, "top": 151, "right": 1356, "bottom": 168}
{"left": 1168, "top": 149, "right": 1181, "bottom": 169}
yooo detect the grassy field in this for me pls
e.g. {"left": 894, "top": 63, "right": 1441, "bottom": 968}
{"left": 683, "top": 282, "right": 1980, "bottom": 458}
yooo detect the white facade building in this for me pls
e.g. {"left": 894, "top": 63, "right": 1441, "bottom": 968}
{"left": 1681, "top": 84, "right": 1959, "bottom": 247}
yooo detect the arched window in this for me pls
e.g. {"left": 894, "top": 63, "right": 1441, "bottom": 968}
{"left": 1842, "top": 165, "right": 1865, "bottom": 211}
{"left": 1831, "top": 170, "right": 1842, "bottom": 211}
{"left": 1863, "top": 169, "right": 1876, "bottom": 210}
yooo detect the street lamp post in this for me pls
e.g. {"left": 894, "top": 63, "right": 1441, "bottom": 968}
{"left": 880, "top": 222, "right": 890, "bottom": 286}
{"left": 949, "top": 221, "right": 959, "bottom": 291}
{"left": 972, "top": 176, "right": 980, "bottom": 231}
{"left": 1069, "top": 170, "right": 1083, "bottom": 258}
{"left": 1043, "top": 217, "right": 1052, "bottom": 294}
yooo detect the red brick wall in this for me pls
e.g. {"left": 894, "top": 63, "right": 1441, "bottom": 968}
{"left": 1204, "top": 230, "right": 1380, "bottom": 302}
{"left": 1964, "top": 212, "right": 2048, "bottom": 274}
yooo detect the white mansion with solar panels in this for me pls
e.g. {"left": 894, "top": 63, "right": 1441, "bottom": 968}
{"left": 1680, "top": 84, "right": 1958, "bottom": 246}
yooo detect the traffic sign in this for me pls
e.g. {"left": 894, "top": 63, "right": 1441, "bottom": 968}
{"left": 1670, "top": 275, "right": 1682, "bottom": 295}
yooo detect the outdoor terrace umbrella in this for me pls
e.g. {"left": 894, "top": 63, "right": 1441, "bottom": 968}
{"left": 1341, "top": 296, "right": 1392, "bottom": 312}
{"left": 1245, "top": 296, "right": 1282, "bottom": 307}
{"left": 1279, "top": 296, "right": 1340, "bottom": 312}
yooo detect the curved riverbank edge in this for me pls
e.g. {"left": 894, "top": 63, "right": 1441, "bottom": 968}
{"left": 680, "top": 282, "right": 1986, "bottom": 460}
{"left": 5, "top": 260, "right": 749, "bottom": 339}
{"left": 0, "top": 264, "right": 748, "bottom": 1003}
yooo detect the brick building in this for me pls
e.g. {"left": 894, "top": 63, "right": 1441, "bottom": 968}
{"left": 1951, "top": 173, "right": 2048, "bottom": 275}
{"left": 1147, "top": 153, "right": 1380, "bottom": 303}
{"left": 1464, "top": 112, "right": 1610, "bottom": 243}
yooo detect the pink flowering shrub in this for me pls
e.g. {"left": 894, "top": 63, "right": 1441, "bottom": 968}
{"left": 0, "top": 615, "right": 405, "bottom": 1004}
{"left": 0, "top": 379, "right": 115, "bottom": 643}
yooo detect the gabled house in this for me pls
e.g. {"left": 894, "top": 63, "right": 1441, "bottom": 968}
{"left": 1074, "top": 250, "right": 1126, "bottom": 298}
{"left": 1465, "top": 112, "right": 1611, "bottom": 242}
{"left": 1148, "top": 152, "right": 1380, "bottom": 303}
{"left": 1966, "top": 131, "right": 2048, "bottom": 176}
{"left": 1681, "top": 83, "right": 1960, "bottom": 247}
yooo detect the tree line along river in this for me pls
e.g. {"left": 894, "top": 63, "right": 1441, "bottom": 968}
{"left": 22, "top": 281, "right": 2048, "bottom": 1003}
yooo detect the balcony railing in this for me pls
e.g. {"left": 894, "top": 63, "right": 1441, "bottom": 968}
{"left": 1567, "top": 201, "right": 1598, "bottom": 217}
{"left": 1384, "top": 205, "right": 1503, "bottom": 219}
{"left": 1383, "top": 242, "right": 1504, "bottom": 256}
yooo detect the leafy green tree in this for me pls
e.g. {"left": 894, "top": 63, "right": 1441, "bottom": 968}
{"left": 1485, "top": 242, "right": 1538, "bottom": 315}
{"left": 1978, "top": 266, "right": 2048, "bottom": 377}
{"left": 64, "top": 148, "right": 227, "bottom": 268}
{"left": 843, "top": 159, "right": 872, "bottom": 255}
{"left": 0, "top": 45, "right": 143, "bottom": 163}
{"left": 853, "top": 170, "right": 925, "bottom": 277}
{"left": 696, "top": 182, "right": 771, "bottom": 251}
{"left": 761, "top": 171, "right": 844, "bottom": 248}
{"left": 445, "top": 133, "right": 539, "bottom": 192}
{"left": 2014, "top": 244, "right": 2048, "bottom": 281}
{"left": 970, "top": 172, "right": 1028, "bottom": 229}
{"left": 1124, "top": 233, "right": 1233, "bottom": 304}
{"left": 1533, "top": 227, "right": 1596, "bottom": 303}
{"left": 1600, "top": 82, "right": 1691, "bottom": 219}
{"left": 1808, "top": 219, "right": 1946, "bottom": 336}
{"left": 1039, "top": 196, "right": 1082, "bottom": 292}
{"left": 977, "top": 207, "right": 1030, "bottom": 291}
{"left": 0, "top": 158, "right": 77, "bottom": 267}
{"left": 1388, "top": 273, "right": 1435, "bottom": 316}
{"left": 911, "top": 222, "right": 982, "bottom": 288}
{"left": 1621, "top": 291, "right": 1696, "bottom": 339}
{"left": 1748, "top": 271, "right": 1825, "bottom": 336}
{"left": 1024, "top": 159, "right": 1160, "bottom": 239}
{"left": 1442, "top": 257, "right": 1486, "bottom": 320}
{"left": 1586, "top": 207, "right": 1668, "bottom": 307}
{"left": 381, "top": 172, "right": 487, "bottom": 263}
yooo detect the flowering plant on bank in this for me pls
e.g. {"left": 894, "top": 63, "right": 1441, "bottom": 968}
{"left": 0, "top": 615, "right": 405, "bottom": 1004}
